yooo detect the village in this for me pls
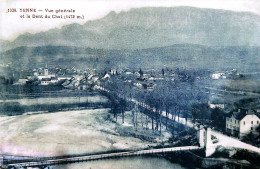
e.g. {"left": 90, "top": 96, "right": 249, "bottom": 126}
{"left": 6, "top": 65, "right": 258, "bottom": 148}
{"left": 1, "top": 63, "right": 260, "bottom": 169}
{"left": 1, "top": 1, "right": 260, "bottom": 168}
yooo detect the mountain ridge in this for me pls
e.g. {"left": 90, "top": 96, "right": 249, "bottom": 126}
{"left": 1, "top": 44, "right": 259, "bottom": 74}
{"left": 1, "top": 6, "right": 260, "bottom": 52}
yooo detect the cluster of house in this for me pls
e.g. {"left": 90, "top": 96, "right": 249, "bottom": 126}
{"left": 37, "top": 67, "right": 58, "bottom": 85}
{"left": 226, "top": 108, "right": 260, "bottom": 138}
{"left": 123, "top": 70, "right": 173, "bottom": 90}
{"left": 15, "top": 66, "right": 113, "bottom": 87}
{"left": 16, "top": 66, "right": 260, "bottom": 139}
{"left": 16, "top": 66, "right": 77, "bottom": 85}
{"left": 33, "top": 67, "right": 75, "bottom": 85}
{"left": 211, "top": 69, "right": 243, "bottom": 80}
{"left": 58, "top": 69, "right": 119, "bottom": 89}
{"left": 103, "top": 69, "right": 260, "bottom": 139}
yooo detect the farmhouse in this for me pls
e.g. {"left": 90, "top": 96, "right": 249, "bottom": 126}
{"left": 211, "top": 72, "right": 226, "bottom": 79}
{"left": 226, "top": 108, "right": 260, "bottom": 138}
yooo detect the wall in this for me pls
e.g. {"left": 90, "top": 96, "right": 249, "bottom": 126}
{"left": 240, "top": 115, "right": 260, "bottom": 137}
{"left": 226, "top": 116, "right": 240, "bottom": 135}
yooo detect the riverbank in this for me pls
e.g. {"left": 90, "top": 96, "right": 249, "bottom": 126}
{"left": 0, "top": 94, "right": 109, "bottom": 116}
{"left": 163, "top": 145, "right": 260, "bottom": 169}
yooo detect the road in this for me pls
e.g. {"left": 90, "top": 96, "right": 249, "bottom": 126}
{"left": 204, "top": 86, "right": 260, "bottom": 97}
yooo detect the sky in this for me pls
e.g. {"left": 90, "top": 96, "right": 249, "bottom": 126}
{"left": 0, "top": 0, "right": 260, "bottom": 41}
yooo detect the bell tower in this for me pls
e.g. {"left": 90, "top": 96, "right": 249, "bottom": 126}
{"left": 44, "top": 64, "right": 48, "bottom": 77}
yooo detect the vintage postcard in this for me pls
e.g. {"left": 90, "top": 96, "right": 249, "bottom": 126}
{"left": 0, "top": 0, "right": 260, "bottom": 168}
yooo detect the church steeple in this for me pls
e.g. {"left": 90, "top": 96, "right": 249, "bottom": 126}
{"left": 44, "top": 64, "right": 48, "bottom": 77}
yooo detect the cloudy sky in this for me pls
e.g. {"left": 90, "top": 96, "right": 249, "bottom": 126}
{"left": 0, "top": 0, "right": 260, "bottom": 41}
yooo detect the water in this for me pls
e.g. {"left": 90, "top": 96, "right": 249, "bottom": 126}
{"left": 0, "top": 95, "right": 108, "bottom": 106}
{"left": 51, "top": 156, "right": 187, "bottom": 169}
{"left": 0, "top": 94, "right": 187, "bottom": 169}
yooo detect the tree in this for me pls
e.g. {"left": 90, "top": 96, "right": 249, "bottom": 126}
{"left": 241, "top": 126, "right": 260, "bottom": 147}
{"left": 242, "top": 131, "right": 256, "bottom": 144}
{"left": 161, "top": 68, "right": 165, "bottom": 76}
{"left": 210, "top": 108, "right": 226, "bottom": 131}
{"left": 191, "top": 104, "right": 199, "bottom": 123}
{"left": 139, "top": 68, "right": 143, "bottom": 76}
{"left": 256, "top": 125, "right": 260, "bottom": 134}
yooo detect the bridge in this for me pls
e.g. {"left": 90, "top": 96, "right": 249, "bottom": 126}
{"left": 2, "top": 146, "right": 203, "bottom": 168}
{"left": 0, "top": 123, "right": 211, "bottom": 169}
{"left": 2, "top": 85, "right": 259, "bottom": 168}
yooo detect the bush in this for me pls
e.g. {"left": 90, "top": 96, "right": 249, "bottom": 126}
{"left": 0, "top": 102, "right": 24, "bottom": 116}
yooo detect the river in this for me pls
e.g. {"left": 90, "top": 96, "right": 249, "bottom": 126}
{"left": 0, "top": 94, "right": 187, "bottom": 168}
{"left": 51, "top": 157, "right": 187, "bottom": 169}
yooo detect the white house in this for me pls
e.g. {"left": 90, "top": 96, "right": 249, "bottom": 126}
{"left": 103, "top": 73, "right": 110, "bottom": 79}
{"left": 40, "top": 77, "right": 58, "bottom": 85}
{"left": 57, "top": 76, "right": 71, "bottom": 80}
{"left": 208, "top": 97, "right": 226, "bottom": 109}
{"left": 208, "top": 100, "right": 226, "bottom": 109}
{"left": 133, "top": 82, "right": 142, "bottom": 88}
{"left": 211, "top": 72, "right": 226, "bottom": 79}
{"left": 40, "top": 78, "right": 51, "bottom": 85}
{"left": 16, "top": 78, "right": 28, "bottom": 85}
{"left": 209, "top": 103, "right": 225, "bottom": 109}
{"left": 88, "top": 74, "right": 99, "bottom": 82}
{"left": 125, "top": 71, "right": 133, "bottom": 75}
{"left": 226, "top": 109, "right": 260, "bottom": 138}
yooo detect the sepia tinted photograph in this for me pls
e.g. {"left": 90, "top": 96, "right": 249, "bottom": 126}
{"left": 0, "top": 0, "right": 260, "bottom": 168}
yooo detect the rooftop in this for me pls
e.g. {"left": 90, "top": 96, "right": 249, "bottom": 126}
{"left": 228, "top": 108, "right": 260, "bottom": 120}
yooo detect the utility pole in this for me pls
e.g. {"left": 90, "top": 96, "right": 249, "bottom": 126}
{"left": 152, "top": 111, "right": 154, "bottom": 131}
{"left": 159, "top": 110, "right": 162, "bottom": 135}
{"left": 146, "top": 114, "right": 148, "bottom": 130}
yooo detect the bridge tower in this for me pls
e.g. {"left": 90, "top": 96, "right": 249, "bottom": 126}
{"left": 205, "top": 128, "right": 215, "bottom": 157}
{"left": 197, "top": 125, "right": 205, "bottom": 147}
{"left": 197, "top": 126, "right": 215, "bottom": 157}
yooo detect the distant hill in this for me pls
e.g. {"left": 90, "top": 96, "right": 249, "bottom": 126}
{"left": 2, "top": 6, "right": 260, "bottom": 52}
{"left": 1, "top": 45, "right": 259, "bottom": 74}
{"left": 0, "top": 40, "right": 10, "bottom": 52}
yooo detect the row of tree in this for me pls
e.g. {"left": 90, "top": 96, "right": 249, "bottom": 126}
{"left": 99, "top": 74, "right": 224, "bottom": 133}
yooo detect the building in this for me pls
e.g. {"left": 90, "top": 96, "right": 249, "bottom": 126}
{"left": 211, "top": 72, "right": 226, "bottom": 79}
{"left": 110, "top": 69, "right": 117, "bottom": 75}
{"left": 40, "top": 77, "right": 58, "bottom": 85}
{"left": 208, "top": 99, "right": 226, "bottom": 109}
{"left": 226, "top": 108, "right": 260, "bottom": 138}
{"left": 209, "top": 103, "right": 225, "bottom": 109}
{"left": 37, "top": 66, "right": 56, "bottom": 80}
{"left": 133, "top": 82, "right": 142, "bottom": 88}
{"left": 142, "top": 82, "right": 156, "bottom": 90}
{"left": 125, "top": 71, "right": 133, "bottom": 75}
{"left": 103, "top": 73, "right": 110, "bottom": 79}
{"left": 16, "top": 78, "right": 28, "bottom": 85}
{"left": 208, "top": 96, "right": 227, "bottom": 109}
{"left": 41, "top": 78, "right": 51, "bottom": 85}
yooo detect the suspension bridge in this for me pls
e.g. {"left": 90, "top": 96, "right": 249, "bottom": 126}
{"left": 2, "top": 146, "right": 203, "bottom": 168}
